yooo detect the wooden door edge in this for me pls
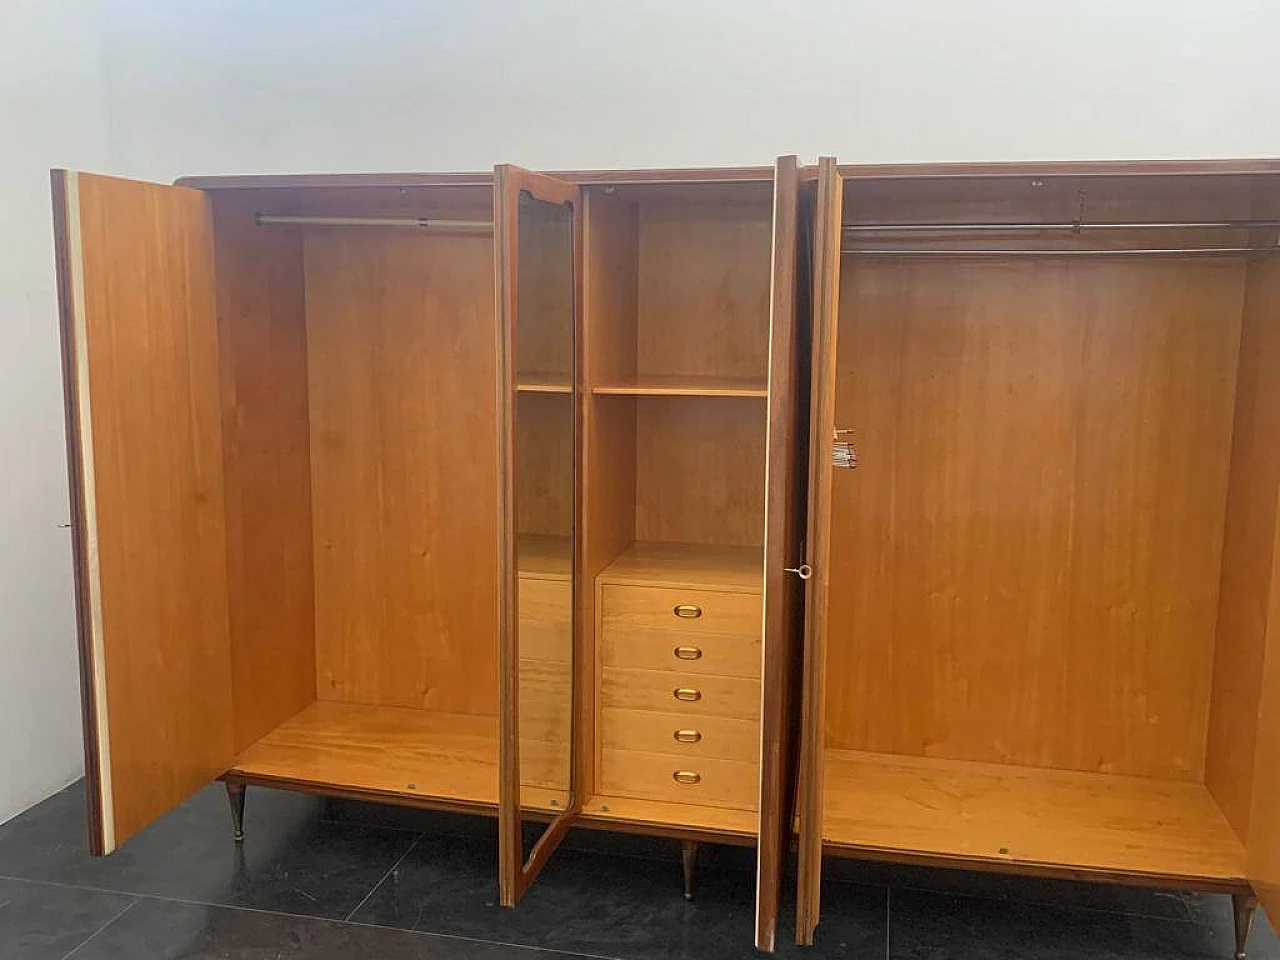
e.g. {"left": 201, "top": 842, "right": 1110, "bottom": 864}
{"left": 793, "top": 156, "right": 844, "bottom": 946}
{"left": 495, "top": 164, "right": 584, "bottom": 906}
{"left": 52, "top": 169, "right": 115, "bottom": 855}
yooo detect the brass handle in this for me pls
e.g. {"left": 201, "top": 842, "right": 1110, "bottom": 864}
{"left": 674, "top": 645, "right": 703, "bottom": 661}
{"left": 673, "top": 687, "right": 702, "bottom": 702}
{"left": 674, "top": 729, "right": 702, "bottom": 743}
{"left": 673, "top": 603, "right": 702, "bottom": 619}
{"left": 673, "top": 770, "right": 701, "bottom": 785}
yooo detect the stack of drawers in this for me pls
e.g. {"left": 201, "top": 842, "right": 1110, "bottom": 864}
{"left": 597, "top": 582, "right": 762, "bottom": 810}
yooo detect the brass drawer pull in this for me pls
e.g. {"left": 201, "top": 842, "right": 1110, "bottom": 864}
{"left": 673, "top": 603, "right": 702, "bottom": 619}
{"left": 674, "top": 645, "right": 703, "bottom": 661}
{"left": 673, "top": 770, "right": 701, "bottom": 785}
{"left": 674, "top": 729, "right": 702, "bottom": 744}
{"left": 673, "top": 687, "right": 702, "bottom": 702}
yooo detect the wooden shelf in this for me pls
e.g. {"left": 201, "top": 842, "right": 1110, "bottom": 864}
{"left": 580, "top": 794, "right": 757, "bottom": 841}
{"left": 518, "top": 533, "right": 572, "bottom": 581}
{"left": 517, "top": 373, "right": 572, "bottom": 394}
{"left": 231, "top": 701, "right": 566, "bottom": 813}
{"left": 822, "top": 749, "right": 1247, "bottom": 886}
{"left": 598, "top": 541, "right": 763, "bottom": 593}
{"left": 593, "top": 375, "right": 767, "bottom": 399}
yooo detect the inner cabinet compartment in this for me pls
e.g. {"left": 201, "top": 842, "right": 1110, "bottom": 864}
{"left": 816, "top": 168, "right": 1280, "bottom": 890}
{"left": 205, "top": 182, "right": 562, "bottom": 810}
{"left": 578, "top": 181, "right": 774, "bottom": 836}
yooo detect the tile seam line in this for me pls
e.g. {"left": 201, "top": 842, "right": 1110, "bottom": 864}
{"left": 343, "top": 831, "right": 425, "bottom": 921}
{"left": 58, "top": 896, "right": 139, "bottom": 960}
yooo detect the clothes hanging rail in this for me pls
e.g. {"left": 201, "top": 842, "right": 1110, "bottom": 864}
{"left": 841, "top": 246, "right": 1280, "bottom": 259}
{"left": 843, "top": 219, "right": 1280, "bottom": 234}
{"left": 255, "top": 213, "right": 493, "bottom": 234}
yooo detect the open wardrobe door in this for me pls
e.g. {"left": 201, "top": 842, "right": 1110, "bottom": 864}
{"left": 754, "top": 155, "right": 806, "bottom": 953}
{"left": 495, "top": 164, "right": 583, "bottom": 906}
{"left": 793, "top": 157, "right": 844, "bottom": 946}
{"left": 52, "top": 171, "right": 234, "bottom": 855}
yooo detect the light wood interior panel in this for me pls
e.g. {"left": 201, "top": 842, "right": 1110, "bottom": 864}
{"left": 306, "top": 226, "right": 499, "bottom": 714}
{"left": 578, "top": 189, "right": 643, "bottom": 798}
{"left": 1207, "top": 258, "right": 1280, "bottom": 840}
{"left": 231, "top": 701, "right": 564, "bottom": 811}
{"left": 823, "top": 749, "right": 1246, "bottom": 885}
{"left": 72, "top": 174, "right": 233, "bottom": 846}
{"left": 582, "top": 190, "right": 638, "bottom": 387}
{"left": 634, "top": 397, "right": 766, "bottom": 547}
{"left": 636, "top": 199, "right": 772, "bottom": 381}
{"left": 516, "top": 199, "right": 574, "bottom": 382}
{"left": 209, "top": 193, "right": 317, "bottom": 753}
{"left": 825, "top": 257, "right": 1245, "bottom": 780}
{"left": 517, "top": 393, "right": 573, "bottom": 537}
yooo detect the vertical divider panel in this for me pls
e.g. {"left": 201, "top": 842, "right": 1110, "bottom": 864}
{"left": 795, "top": 158, "right": 845, "bottom": 945}
{"left": 580, "top": 189, "right": 640, "bottom": 804}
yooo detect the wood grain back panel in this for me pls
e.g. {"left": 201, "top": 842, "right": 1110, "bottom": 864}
{"left": 306, "top": 227, "right": 499, "bottom": 714}
{"left": 516, "top": 206, "right": 574, "bottom": 382}
{"left": 636, "top": 198, "right": 772, "bottom": 381}
{"left": 517, "top": 393, "right": 573, "bottom": 537}
{"left": 1207, "top": 258, "right": 1280, "bottom": 840}
{"left": 209, "top": 194, "right": 317, "bottom": 753}
{"left": 66, "top": 172, "right": 234, "bottom": 849}
{"left": 825, "top": 257, "right": 1246, "bottom": 780}
{"left": 634, "top": 396, "right": 766, "bottom": 547}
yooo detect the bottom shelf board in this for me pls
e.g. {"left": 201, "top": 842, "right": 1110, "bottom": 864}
{"left": 231, "top": 701, "right": 566, "bottom": 813}
{"left": 821, "top": 750, "right": 1247, "bottom": 885}
{"left": 580, "top": 794, "right": 758, "bottom": 841}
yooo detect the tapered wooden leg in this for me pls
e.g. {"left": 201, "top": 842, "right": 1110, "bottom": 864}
{"left": 224, "top": 781, "right": 246, "bottom": 843}
{"left": 681, "top": 840, "right": 698, "bottom": 901}
{"left": 1233, "top": 892, "right": 1258, "bottom": 960}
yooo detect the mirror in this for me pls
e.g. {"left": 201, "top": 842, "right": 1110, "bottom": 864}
{"left": 513, "top": 191, "right": 575, "bottom": 852}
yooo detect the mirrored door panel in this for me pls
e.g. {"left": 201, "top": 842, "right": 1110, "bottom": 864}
{"left": 496, "top": 165, "right": 580, "bottom": 906}
{"left": 515, "top": 191, "right": 574, "bottom": 815}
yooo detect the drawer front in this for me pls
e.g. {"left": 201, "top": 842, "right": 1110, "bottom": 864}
{"left": 601, "top": 584, "right": 761, "bottom": 638}
{"left": 519, "top": 577, "right": 571, "bottom": 663}
{"left": 601, "top": 707, "right": 758, "bottom": 763}
{"left": 519, "top": 659, "right": 571, "bottom": 742}
{"left": 600, "top": 749, "right": 758, "bottom": 810}
{"left": 600, "top": 666, "right": 760, "bottom": 721}
{"left": 602, "top": 624, "right": 760, "bottom": 679}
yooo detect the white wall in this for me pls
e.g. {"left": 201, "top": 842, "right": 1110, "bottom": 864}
{"left": 3, "top": 0, "right": 1280, "bottom": 823}
{"left": 101, "top": 0, "right": 1280, "bottom": 181}
{"left": 0, "top": 0, "right": 110, "bottom": 824}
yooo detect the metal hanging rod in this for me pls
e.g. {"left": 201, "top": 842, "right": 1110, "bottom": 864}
{"left": 844, "top": 219, "right": 1280, "bottom": 234}
{"left": 841, "top": 246, "right": 1280, "bottom": 259}
{"left": 255, "top": 213, "right": 493, "bottom": 234}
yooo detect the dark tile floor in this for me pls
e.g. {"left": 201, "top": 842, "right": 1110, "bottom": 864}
{"left": 0, "top": 780, "right": 1275, "bottom": 959}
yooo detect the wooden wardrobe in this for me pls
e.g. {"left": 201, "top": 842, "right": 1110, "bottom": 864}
{"left": 51, "top": 160, "right": 806, "bottom": 952}
{"left": 793, "top": 158, "right": 1280, "bottom": 958}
